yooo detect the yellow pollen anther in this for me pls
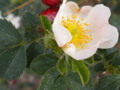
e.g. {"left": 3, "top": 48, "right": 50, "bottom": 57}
{"left": 61, "top": 15, "right": 93, "bottom": 49}
{"left": 90, "top": 35, "right": 93, "bottom": 37}
{"left": 62, "top": 16, "right": 64, "bottom": 19}
{"left": 81, "top": 18, "right": 84, "bottom": 21}
{"left": 81, "top": 46, "right": 85, "bottom": 48}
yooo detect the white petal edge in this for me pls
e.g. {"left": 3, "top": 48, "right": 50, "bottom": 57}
{"left": 98, "top": 25, "right": 119, "bottom": 49}
{"left": 86, "top": 4, "right": 111, "bottom": 30}
{"left": 52, "top": 24, "right": 72, "bottom": 47}
{"left": 63, "top": 43, "right": 99, "bottom": 60}
{"left": 79, "top": 6, "right": 93, "bottom": 18}
{"left": 53, "top": 1, "right": 79, "bottom": 24}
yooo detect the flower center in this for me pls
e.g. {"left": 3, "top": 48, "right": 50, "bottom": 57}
{"left": 61, "top": 15, "right": 92, "bottom": 49}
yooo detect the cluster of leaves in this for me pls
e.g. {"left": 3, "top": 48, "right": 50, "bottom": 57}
{"left": 0, "top": 0, "right": 120, "bottom": 90}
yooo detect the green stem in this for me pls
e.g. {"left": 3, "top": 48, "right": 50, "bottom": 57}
{"left": 60, "top": 54, "right": 65, "bottom": 60}
{"left": 65, "top": 55, "right": 69, "bottom": 76}
{"left": 46, "top": 29, "right": 54, "bottom": 39}
{"left": 101, "top": 54, "right": 109, "bottom": 71}
{"left": 7, "top": 37, "right": 42, "bottom": 49}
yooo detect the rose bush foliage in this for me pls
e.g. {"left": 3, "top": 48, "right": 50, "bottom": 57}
{"left": 0, "top": 0, "right": 120, "bottom": 90}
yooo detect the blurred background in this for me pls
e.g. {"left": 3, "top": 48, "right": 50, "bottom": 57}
{"left": 0, "top": 0, "right": 120, "bottom": 90}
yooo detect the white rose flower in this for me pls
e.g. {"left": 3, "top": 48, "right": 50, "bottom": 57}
{"left": 52, "top": 0, "right": 119, "bottom": 60}
{"left": 0, "top": 11, "right": 21, "bottom": 29}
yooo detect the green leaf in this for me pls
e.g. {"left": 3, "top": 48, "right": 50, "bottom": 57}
{"left": 96, "top": 74, "right": 120, "bottom": 90}
{"left": 40, "top": 16, "right": 52, "bottom": 31}
{"left": 72, "top": 60, "right": 90, "bottom": 86}
{"left": 94, "top": 54, "right": 102, "bottom": 61}
{"left": 95, "top": 62, "right": 105, "bottom": 72}
{"left": 30, "top": 54, "right": 58, "bottom": 75}
{"left": 66, "top": 72, "right": 94, "bottom": 90}
{"left": 22, "top": 12, "right": 41, "bottom": 41}
{"left": 112, "top": 52, "right": 120, "bottom": 70}
{"left": 110, "top": 14, "right": 120, "bottom": 32}
{"left": 0, "top": 46, "right": 27, "bottom": 80}
{"left": 26, "top": 42, "right": 44, "bottom": 67}
{"left": 44, "top": 34, "right": 55, "bottom": 48}
{"left": 0, "top": 0, "right": 9, "bottom": 12}
{"left": 22, "top": 12, "right": 40, "bottom": 28}
{"left": 84, "top": 56, "right": 94, "bottom": 65}
{"left": 10, "top": 0, "right": 24, "bottom": 4}
{"left": 18, "top": 0, "right": 46, "bottom": 16}
{"left": 0, "top": 19, "right": 26, "bottom": 80}
{"left": 38, "top": 68, "right": 66, "bottom": 90}
{"left": 57, "top": 58, "right": 69, "bottom": 76}
{"left": 0, "top": 19, "right": 22, "bottom": 49}
{"left": 44, "top": 34, "right": 62, "bottom": 55}
{"left": 104, "top": 48, "right": 118, "bottom": 60}
{"left": 38, "top": 68, "right": 93, "bottom": 90}
{"left": 51, "top": 76, "right": 67, "bottom": 90}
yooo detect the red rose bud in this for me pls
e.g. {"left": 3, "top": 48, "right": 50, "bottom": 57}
{"left": 42, "top": 0, "right": 62, "bottom": 7}
{"left": 40, "top": 8, "right": 58, "bottom": 21}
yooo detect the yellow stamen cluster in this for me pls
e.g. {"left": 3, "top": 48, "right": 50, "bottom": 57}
{"left": 61, "top": 15, "right": 93, "bottom": 49}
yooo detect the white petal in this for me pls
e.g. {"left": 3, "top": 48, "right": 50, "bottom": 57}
{"left": 63, "top": 0, "right": 67, "bottom": 4}
{"left": 86, "top": 4, "right": 111, "bottom": 30}
{"left": 62, "top": 1, "right": 79, "bottom": 16}
{"left": 6, "top": 14, "right": 14, "bottom": 21}
{"left": 52, "top": 1, "right": 78, "bottom": 47}
{"left": 10, "top": 16, "right": 21, "bottom": 29}
{"left": 63, "top": 43, "right": 99, "bottom": 60}
{"left": 95, "top": 24, "right": 119, "bottom": 49}
{"left": 63, "top": 44, "right": 76, "bottom": 56}
{"left": 79, "top": 6, "right": 93, "bottom": 18}
{"left": 0, "top": 11, "right": 3, "bottom": 19}
{"left": 53, "top": 1, "right": 79, "bottom": 24}
{"left": 52, "top": 24, "right": 72, "bottom": 47}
